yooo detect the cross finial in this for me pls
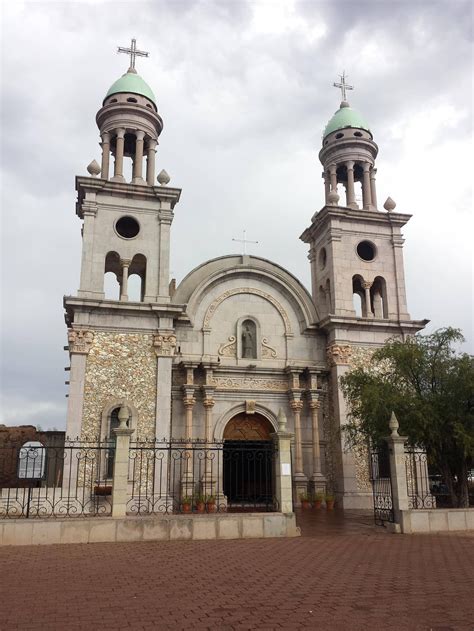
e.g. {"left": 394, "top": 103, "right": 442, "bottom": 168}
{"left": 333, "top": 70, "right": 353, "bottom": 103}
{"left": 117, "top": 38, "right": 149, "bottom": 73}
{"left": 232, "top": 230, "right": 259, "bottom": 255}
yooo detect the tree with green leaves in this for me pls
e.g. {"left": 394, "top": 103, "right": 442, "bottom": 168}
{"left": 341, "top": 328, "right": 474, "bottom": 507}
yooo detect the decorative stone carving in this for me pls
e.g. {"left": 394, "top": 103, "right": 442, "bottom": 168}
{"left": 153, "top": 333, "right": 177, "bottom": 357}
{"left": 68, "top": 329, "right": 94, "bottom": 354}
{"left": 261, "top": 338, "right": 277, "bottom": 358}
{"left": 203, "top": 288, "right": 292, "bottom": 334}
{"left": 218, "top": 336, "right": 237, "bottom": 357}
{"left": 210, "top": 376, "right": 288, "bottom": 392}
{"left": 245, "top": 400, "right": 256, "bottom": 415}
{"left": 326, "top": 343, "right": 352, "bottom": 367}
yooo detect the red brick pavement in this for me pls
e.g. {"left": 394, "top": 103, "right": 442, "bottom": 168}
{"left": 0, "top": 511, "right": 473, "bottom": 630}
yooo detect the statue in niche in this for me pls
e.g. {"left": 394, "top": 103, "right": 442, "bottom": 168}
{"left": 241, "top": 320, "right": 257, "bottom": 358}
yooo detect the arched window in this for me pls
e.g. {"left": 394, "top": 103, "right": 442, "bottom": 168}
{"left": 104, "top": 251, "right": 121, "bottom": 300}
{"left": 241, "top": 319, "right": 257, "bottom": 359}
{"left": 128, "top": 254, "right": 147, "bottom": 302}
{"left": 352, "top": 275, "right": 368, "bottom": 317}
{"left": 371, "top": 276, "right": 388, "bottom": 318}
{"left": 106, "top": 407, "right": 121, "bottom": 479}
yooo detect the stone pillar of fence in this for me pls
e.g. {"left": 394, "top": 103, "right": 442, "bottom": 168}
{"left": 385, "top": 411, "right": 409, "bottom": 525}
{"left": 112, "top": 406, "right": 134, "bottom": 518}
{"left": 271, "top": 408, "right": 295, "bottom": 514}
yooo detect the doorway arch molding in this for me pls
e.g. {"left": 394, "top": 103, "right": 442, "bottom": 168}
{"left": 214, "top": 403, "right": 278, "bottom": 441}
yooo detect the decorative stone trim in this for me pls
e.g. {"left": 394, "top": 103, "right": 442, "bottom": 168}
{"left": 245, "top": 400, "right": 256, "bottom": 414}
{"left": 261, "top": 338, "right": 277, "bottom": 358}
{"left": 218, "top": 336, "right": 237, "bottom": 357}
{"left": 153, "top": 332, "right": 177, "bottom": 357}
{"left": 203, "top": 287, "right": 292, "bottom": 334}
{"left": 210, "top": 376, "right": 288, "bottom": 392}
{"left": 326, "top": 343, "right": 352, "bottom": 367}
{"left": 68, "top": 329, "right": 94, "bottom": 355}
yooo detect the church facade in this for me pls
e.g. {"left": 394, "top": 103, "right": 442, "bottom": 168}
{"left": 64, "top": 50, "right": 426, "bottom": 510}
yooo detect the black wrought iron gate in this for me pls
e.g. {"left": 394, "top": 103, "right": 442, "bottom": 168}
{"left": 370, "top": 446, "right": 394, "bottom": 526}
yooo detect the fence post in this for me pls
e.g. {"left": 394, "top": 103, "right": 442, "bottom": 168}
{"left": 112, "top": 406, "right": 134, "bottom": 518}
{"left": 271, "top": 408, "right": 294, "bottom": 513}
{"left": 385, "top": 412, "right": 409, "bottom": 525}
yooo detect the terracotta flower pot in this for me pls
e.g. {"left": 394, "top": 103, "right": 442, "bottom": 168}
{"left": 326, "top": 499, "right": 335, "bottom": 510}
{"left": 196, "top": 502, "right": 206, "bottom": 513}
{"left": 94, "top": 485, "right": 112, "bottom": 496}
{"left": 182, "top": 503, "right": 192, "bottom": 513}
{"left": 206, "top": 502, "right": 216, "bottom": 513}
{"left": 301, "top": 500, "right": 311, "bottom": 510}
{"left": 313, "top": 499, "right": 322, "bottom": 509}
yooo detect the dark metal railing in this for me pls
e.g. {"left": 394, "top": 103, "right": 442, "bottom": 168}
{"left": 127, "top": 438, "right": 278, "bottom": 515}
{"left": 370, "top": 448, "right": 394, "bottom": 525}
{"left": 405, "top": 450, "right": 474, "bottom": 509}
{"left": 0, "top": 440, "right": 114, "bottom": 519}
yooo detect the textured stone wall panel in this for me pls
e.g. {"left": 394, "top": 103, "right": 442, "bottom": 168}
{"left": 82, "top": 333, "right": 156, "bottom": 440}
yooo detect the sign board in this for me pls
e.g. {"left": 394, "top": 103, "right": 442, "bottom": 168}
{"left": 17, "top": 441, "right": 46, "bottom": 480}
{"left": 281, "top": 463, "right": 291, "bottom": 476}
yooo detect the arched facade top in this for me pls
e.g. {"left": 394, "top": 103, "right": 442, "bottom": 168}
{"left": 204, "top": 287, "right": 292, "bottom": 335}
{"left": 174, "top": 255, "right": 319, "bottom": 332}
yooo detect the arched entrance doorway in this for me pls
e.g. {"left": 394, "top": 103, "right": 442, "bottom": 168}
{"left": 223, "top": 413, "right": 276, "bottom": 511}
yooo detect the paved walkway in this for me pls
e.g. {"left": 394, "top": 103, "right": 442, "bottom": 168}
{"left": 1, "top": 511, "right": 473, "bottom": 630}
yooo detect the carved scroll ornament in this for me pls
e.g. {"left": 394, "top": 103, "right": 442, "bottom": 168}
{"left": 326, "top": 343, "right": 352, "bottom": 367}
{"left": 68, "top": 329, "right": 94, "bottom": 354}
{"left": 153, "top": 333, "right": 177, "bottom": 357}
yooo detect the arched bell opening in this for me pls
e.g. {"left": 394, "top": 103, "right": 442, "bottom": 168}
{"left": 223, "top": 412, "right": 275, "bottom": 511}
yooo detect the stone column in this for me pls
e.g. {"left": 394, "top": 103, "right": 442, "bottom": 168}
{"left": 328, "top": 164, "right": 337, "bottom": 192}
{"left": 370, "top": 167, "right": 378, "bottom": 210}
{"left": 201, "top": 391, "right": 216, "bottom": 497}
{"left": 345, "top": 160, "right": 357, "bottom": 209}
{"left": 157, "top": 203, "right": 173, "bottom": 302}
{"left": 290, "top": 397, "right": 308, "bottom": 503}
{"left": 111, "top": 128, "right": 125, "bottom": 182}
{"left": 323, "top": 171, "right": 330, "bottom": 204}
{"left": 385, "top": 412, "right": 409, "bottom": 530}
{"left": 146, "top": 139, "right": 157, "bottom": 186}
{"left": 78, "top": 204, "right": 98, "bottom": 297}
{"left": 100, "top": 132, "right": 111, "bottom": 180}
{"left": 181, "top": 375, "right": 196, "bottom": 497}
{"left": 120, "top": 258, "right": 131, "bottom": 302}
{"left": 112, "top": 406, "right": 134, "bottom": 517}
{"left": 309, "top": 395, "right": 326, "bottom": 493}
{"left": 132, "top": 131, "right": 145, "bottom": 184}
{"left": 362, "top": 162, "right": 372, "bottom": 209}
{"left": 362, "top": 281, "right": 373, "bottom": 318}
{"left": 271, "top": 409, "right": 295, "bottom": 514}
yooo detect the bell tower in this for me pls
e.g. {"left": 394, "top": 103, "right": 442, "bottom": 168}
{"left": 300, "top": 74, "right": 427, "bottom": 509}
{"left": 64, "top": 40, "right": 183, "bottom": 441}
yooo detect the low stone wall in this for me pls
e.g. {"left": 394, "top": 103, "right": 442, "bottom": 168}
{"left": 0, "top": 512, "right": 300, "bottom": 546}
{"left": 400, "top": 508, "right": 474, "bottom": 534}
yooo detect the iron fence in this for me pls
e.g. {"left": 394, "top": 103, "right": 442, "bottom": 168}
{"left": 405, "top": 450, "right": 474, "bottom": 509}
{"left": 370, "top": 447, "right": 394, "bottom": 525}
{"left": 0, "top": 440, "right": 114, "bottom": 518}
{"left": 127, "top": 438, "right": 278, "bottom": 515}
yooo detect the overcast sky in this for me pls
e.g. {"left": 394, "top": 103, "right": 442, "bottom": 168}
{"left": 1, "top": 0, "right": 472, "bottom": 431}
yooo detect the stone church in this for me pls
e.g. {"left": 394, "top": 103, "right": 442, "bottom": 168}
{"left": 64, "top": 45, "right": 426, "bottom": 509}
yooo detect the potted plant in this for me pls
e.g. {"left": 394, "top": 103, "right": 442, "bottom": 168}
{"left": 325, "top": 493, "right": 335, "bottom": 510}
{"left": 313, "top": 492, "right": 324, "bottom": 509}
{"left": 205, "top": 495, "right": 216, "bottom": 513}
{"left": 94, "top": 484, "right": 113, "bottom": 496}
{"left": 195, "top": 494, "right": 206, "bottom": 513}
{"left": 181, "top": 496, "right": 192, "bottom": 513}
{"left": 299, "top": 492, "right": 311, "bottom": 509}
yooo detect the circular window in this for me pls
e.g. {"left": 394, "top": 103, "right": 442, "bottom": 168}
{"left": 115, "top": 216, "right": 140, "bottom": 239}
{"left": 127, "top": 97, "right": 138, "bottom": 103}
{"left": 356, "top": 240, "right": 376, "bottom": 261}
{"left": 319, "top": 247, "right": 327, "bottom": 270}
{"left": 335, "top": 132, "right": 344, "bottom": 139}
{"left": 354, "top": 131, "right": 363, "bottom": 137}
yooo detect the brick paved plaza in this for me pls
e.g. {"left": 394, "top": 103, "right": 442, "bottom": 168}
{"left": 1, "top": 511, "right": 473, "bottom": 630}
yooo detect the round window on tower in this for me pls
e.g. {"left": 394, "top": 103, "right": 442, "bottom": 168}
{"left": 319, "top": 247, "right": 327, "bottom": 270}
{"left": 115, "top": 216, "right": 140, "bottom": 239}
{"left": 356, "top": 240, "right": 376, "bottom": 262}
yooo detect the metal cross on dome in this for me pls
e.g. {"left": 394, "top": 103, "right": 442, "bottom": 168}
{"left": 232, "top": 230, "right": 259, "bottom": 255}
{"left": 333, "top": 71, "right": 353, "bottom": 102}
{"left": 118, "top": 38, "right": 149, "bottom": 71}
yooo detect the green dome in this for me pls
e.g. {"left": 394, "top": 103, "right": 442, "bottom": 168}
{"left": 105, "top": 71, "right": 156, "bottom": 106}
{"left": 323, "top": 103, "right": 370, "bottom": 138}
